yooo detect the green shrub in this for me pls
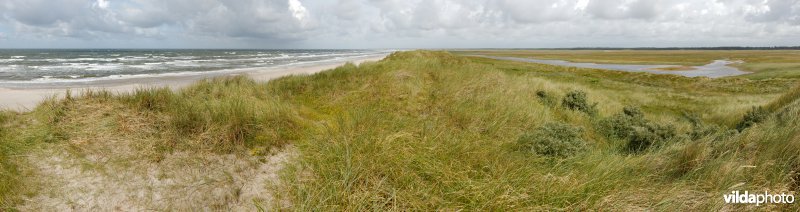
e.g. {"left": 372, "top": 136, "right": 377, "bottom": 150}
{"left": 517, "top": 122, "right": 586, "bottom": 157}
{"left": 622, "top": 106, "right": 643, "bottom": 118}
{"left": 600, "top": 106, "right": 646, "bottom": 139}
{"left": 683, "top": 112, "right": 722, "bottom": 140}
{"left": 626, "top": 123, "right": 676, "bottom": 153}
{"left": 561, "top": 90, "right": 597, "bottom": 115}
{"left": 535, "top": 90, "right": 556, "bottom": 106}
{"left": 735, "top": 106, "right": 769, "bottom": 132}
{"left": 600, "top": 106, "right": 677, "bottom": 153}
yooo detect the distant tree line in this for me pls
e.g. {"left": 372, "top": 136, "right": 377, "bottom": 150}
{"left": 503, "top": 46, "right": 800, "bottom": 50}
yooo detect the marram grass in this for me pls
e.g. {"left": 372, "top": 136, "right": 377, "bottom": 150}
{"left": 0, "top": 50, "right": 799, "bottom": 210}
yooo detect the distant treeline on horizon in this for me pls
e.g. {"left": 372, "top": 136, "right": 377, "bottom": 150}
{"left": 505, "top": 46, "right": 800, "bottom": 50}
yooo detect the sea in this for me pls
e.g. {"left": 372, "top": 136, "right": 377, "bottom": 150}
{"left": 0, "top": 49, "right": 391, "bottom": 86}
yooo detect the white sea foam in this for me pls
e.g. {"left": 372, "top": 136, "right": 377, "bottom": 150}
{"left": 0, "top": 50, "right": 393, "bottom": 85}
{"left": 1, "top": 58, "right": 26, "bottom": 63}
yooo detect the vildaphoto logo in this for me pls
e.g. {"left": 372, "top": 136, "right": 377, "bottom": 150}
{"left": 724, "top": 191, "right": 795, "bottom": 206}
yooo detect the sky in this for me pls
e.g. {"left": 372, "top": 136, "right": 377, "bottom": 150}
{"left": 0, "top": 0, "right": 798, "bottom": 49}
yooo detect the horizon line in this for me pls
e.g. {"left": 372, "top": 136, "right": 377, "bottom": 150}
{"left": 1, "top": 46, "right": 799, "bottom": 50}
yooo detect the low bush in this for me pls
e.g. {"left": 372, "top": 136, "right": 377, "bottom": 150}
{"left": 735, "top": 106, "right": 769, "bottom": 132}
{"left": 561, "top": 90, "right": 597, "bottom": 115}
{"left": 535, "top": 90, "right": 556, "bottom": 106}
{"left": 683, "top": 112, "right": 722, "bottom": 140}
{"left": 600, "top": 106, "right": 646, "bottom": 139}
{"left": 626, "top": 123, "right": 676, "bottom": 153}
{"left": 600, "top": 106, "right": 676, "bottom": 153}
{"left": 516, "top": 122, "right": 586, "bottom": 157}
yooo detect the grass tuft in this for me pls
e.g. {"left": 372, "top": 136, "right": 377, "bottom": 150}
{"left": 516, "top": 122, "right": 586, "bottom": 158}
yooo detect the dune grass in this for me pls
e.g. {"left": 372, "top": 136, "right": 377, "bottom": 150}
{"left": 1, "top": 50, "right": 799, "bottom": 210}
{"left": 0, "top": 111, "right": 17, "bottom": 206}
{"left": 271, "top": 51, "right": 799, "bottom": 210}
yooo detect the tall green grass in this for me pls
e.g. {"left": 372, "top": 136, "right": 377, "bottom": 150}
{"left": 274, "top": 51, "right": 799, "bottom": 210}
{"left": 766, "top": 83, "right": 800, "bottom": 112}
{"left": 0, "top": 111, "right": 16, "bottom": 206}
{"left": 0, "top": 99, "right": 70, "bottom": 207}
{"left": 116, "top": 76, "right": 303, "bottom": 154}
{"left": 1, "top": 50, "right": 799, "bottom": 210}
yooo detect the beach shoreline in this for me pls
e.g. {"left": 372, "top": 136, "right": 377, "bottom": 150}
{"left": 0, "top": 55, "right": 387, "bottom": 111}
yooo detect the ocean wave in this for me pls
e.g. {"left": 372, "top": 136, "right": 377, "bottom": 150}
{"left": 0, "top": 59, "right": 21, "bottom": 63}
{"left": 0, "top": 50, "right": 393, "bottom": 85}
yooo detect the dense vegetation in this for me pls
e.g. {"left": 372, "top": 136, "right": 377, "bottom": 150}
{"left": 1, "top": 51, "right": 799, "bottom": 210}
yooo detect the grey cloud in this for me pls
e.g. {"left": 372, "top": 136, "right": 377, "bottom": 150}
{"left": 743, "top": 0, "right": 800, "bottom": 25}
{"left": 1, "top": 0, "right": 86, "bottom": 26}
{"left": 494, "top": 0, "right": 580, "bottom": 23}
{"left": 332, "top": 0, "right": 362, "bottom": 20}
{"left": 117, "top": 0, "right": 317, "bottom": 39}
{"left": 0, "top": 0, "right": 798, "bottom": 48}
{"left": 585, "top": 0, "right": 661, "bottom": 20}
{"left": 1, "top": 0, "right": 315, "bottom": 40}
{"left": 0, "top": 0, "right": 128, "bottom": 38}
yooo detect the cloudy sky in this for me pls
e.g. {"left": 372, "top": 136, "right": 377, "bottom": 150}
{"left": 0, "top": 0, "right": 798, "bottom": 48}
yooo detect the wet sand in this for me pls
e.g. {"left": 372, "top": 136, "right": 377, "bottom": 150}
{"left": 0, "top": 55, "right": 386, "bottom": 111}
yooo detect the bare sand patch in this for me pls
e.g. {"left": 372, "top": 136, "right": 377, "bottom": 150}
{"left": 13, "top": 94, "right": 302, "bottom": 210}
{"left": 18, "top": 144, "right": 297, "bottom": 211}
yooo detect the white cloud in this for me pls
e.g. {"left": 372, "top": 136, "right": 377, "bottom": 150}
{"left": 95, "top": 0, "right": 109, "bottom": 9}
{"left": 288, "top": 0, "right": 310, "bottom": 24}
{"left": 0, "top": 0, "right": 798, "bottom": 48}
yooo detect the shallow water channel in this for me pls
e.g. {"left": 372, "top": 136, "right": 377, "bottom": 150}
{"left": 476, "top": 55, "right": 749, "bottom": 78}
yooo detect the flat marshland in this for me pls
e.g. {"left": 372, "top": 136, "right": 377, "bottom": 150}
{"left": 463, "top": 49, "right": 800, "bottom": 79}
{"left": 1, "top": 50, "right": 800, "bottom": 210}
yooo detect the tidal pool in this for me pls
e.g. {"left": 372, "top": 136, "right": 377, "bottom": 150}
{"left": 476, "top": 55, "right": 749, "bottom": 78}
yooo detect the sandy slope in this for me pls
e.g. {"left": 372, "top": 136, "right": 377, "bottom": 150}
{"left": 9, "top": 55, "right": 384, "bottom": 210}
{"left": 0, "top": 56, "right": 386, "bottom": 111}
{"left": 19, "top": 146, "right": 297, "bottom": 211}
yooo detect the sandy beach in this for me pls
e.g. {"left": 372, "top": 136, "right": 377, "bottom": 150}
{"left": 0, "top": 55, "right": 386, "bottom": 111}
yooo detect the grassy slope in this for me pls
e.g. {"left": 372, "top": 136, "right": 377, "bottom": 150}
{"left": 0, "top": 108, "right": 53, "bottom": 207}
{"left": 0, "top": 111, "right": 16, "bottom": 206}
{"left": 460, "top": 50, "right": 800, "bottom": 79}
{"left": 1, "top": 51, "right": 799, "bottom": 210}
